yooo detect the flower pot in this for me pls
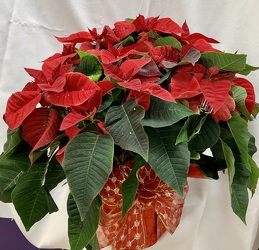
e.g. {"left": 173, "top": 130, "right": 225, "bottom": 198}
{"left": 98, "top": 161, "right": 188, "bottom": 249}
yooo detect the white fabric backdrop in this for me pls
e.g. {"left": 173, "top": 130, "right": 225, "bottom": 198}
{"left": 1, "top": 1, "right": 259, "bottom": 249}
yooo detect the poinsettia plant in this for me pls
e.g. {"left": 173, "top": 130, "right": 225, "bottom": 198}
{"left": 1, "top": 14, "right": 259, "bottom": 250}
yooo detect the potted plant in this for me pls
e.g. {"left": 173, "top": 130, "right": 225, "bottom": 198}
{"left": 1, "top": 14, "right": 259, "bottom": 250}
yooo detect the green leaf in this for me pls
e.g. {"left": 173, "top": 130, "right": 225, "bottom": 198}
{"left": 188, "top": 115, "right": 220, "bottom": 151}
{"left": 248, "top": 134, "right": 257, "bottom": 157}
{"left": 0, "top": 160, "right": 24, "bottom": 196}
{"left": 120, "top": 35, "right": 135, "bottom": 46}
{"left": 227, "top": 112, "right": 250, "bottom": 162}
{"left": 97, "top": 94, "right": 113, "bottom": 113}
{"left": 0, "top": 140, "right": 31, "bottom": 200}
{"left": 231, "top": 153, "right": 250, "bottom": 224}
{"left": 105, "top": 99, "right": 149, "bottom": 161}
{"left": 223, "top": 138, "right": 250, "bottom": 224}
{"left": 77, "top": 51, "right": 103, "bottom": 82}
{"left": 3, "top": 128, "right": 22, "bottom": 157}
{"left": 239, "top": 64, "right": 259, "bottom": 76}
{"left": 44, "top": 157, "right": 66, "bottom": 191}
{"left": 86, "top": 234, "right": 100, "bottom": 250}
{"left": 0, "top": 188, "right": 14, "bottom": 203}
{"left": 121, "top": 155, "right": 146, "bottom": 218}
{"left": 200, "top": 52, "right": 247, "bottom": 72}
{"left": 11, "top": 162, "right": 58, "bottom": 231}
{"left": 145, "top": 125, "right": 190, "bottom": 196}
{"left": 191, "top": 154, "right": 226, "bottom": 179}
{"left": 68, "top": 194, "right": 101, "bottom": 250}
{"left": 231, "top": 86, "right": 253, "bottom": 121}
{"left": 48, "top": 133, "right": 66, "bottom": 157}
{"left": 154, "top": 36, "right": 182, "bottom": 50}
{"left": 63, "top": 132, "right": 114, "bottom": 220}
{"left": 248, "top": 156, "right": 259, "bottom": 195}
{"left": 142, "top": 96, "right": 195, "bottom": 128}
{"left": 156, "top": 70, "right": 172, "bottom": 84}
{"left": 176, "top": 114, "right": 208, "bottom": 144}
{"left": 29, "top": 147, "right": 48, "bottom": 165}
{"left": 147, "top": 30, "right": 160, "bottom": 39}
{"left": 252, "top": 102, "right": 259, "bottom": 118}
{"left": 220, "top": 139, "right": 235, "bottom": 187}
{"left": 231, "top": 180, "right": 249, "bottom": 224}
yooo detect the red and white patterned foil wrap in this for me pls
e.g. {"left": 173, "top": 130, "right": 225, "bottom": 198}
{"left": 98, "top": 162, "right": 188, "bottom": 250}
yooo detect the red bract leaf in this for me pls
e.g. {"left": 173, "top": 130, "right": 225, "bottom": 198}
{"left": 102, "top": 63, "right": 124, "bottom": 81}
{"left": 120, "top": 58, "right": 151, "bottom": 80}
{"left": 181, "top": 20, "right": 190, "bottom": 37}
{"left": 96, "top": 80, "right": 116, "bottom": 96}
{"left": 175, "top": 63, "right": 206, "bottom": 76}
{"left": 119, "top": 78, "right": 142, "bottom": 91}
{"left": 101, "top": 49, "right": 119, "bottom": 64}
{"left": 103, "top": 58, "right": 151, "bottom": 82}
{"left": 101, "top": 25, "right": 121, "bottom": 45}
{"left": 56, "top": 146, "right": 66, "bottom": 165}
{"left": 206, "top": 65, "right": 219, "bottom": 78}
{"left": 85, "top": 90, "right": 102, "bottom": 111}
{"left": 181, "top": 44, "right": 194, "bottom": 57}
{"left": 79, "top": 41, "right": 95, "bottom": 52}
{"left": 24, "top": 68, "right": 46, "bottom": 82}
{"left": 3, "top": 91, "right": 41, "bottom": 130}
{"left": 127, "top": 91, "right": 151, "bottom": 110}
{"left": 186, "top": 33, "right": 220, "bottom": 44}
{"left": 114, "top": 21, "right": 136, "bottom": 40}
{"left": 55, "top": 31, "right": 93, "bottom": 43}
{"left": 149, "top": 45, "right": 179, "bottom": 68}
{"left": 42, "top": 61, "right": 61, "bottom": 82}
{"left": 101, "top": 44, "right": 144, "bottom": 64}
{"left": 120, "top": 33, "right": 149, "bottom": 53}
{"left": 88, "top": 26, "right": 120, "bottom": 46}
{"left": 60, "top": 108, "right": 96, "bottom": 131}
{"left": 43, "top": 53, "right": 63, "bottom": 63}
{"left": 133, "top": 15, "right": 159, "bottom": 32}
{"left": 186, "top": 97, "right": 201, "bottom": 113}
{"left": 22, "top": 107, "right": 62, "bottom": 153}
{"left": 22, "top": 81, "right": 41, "bottom": 92}
{"left": 38, "top": 75, "right": 66, "bottom": 92}
{"left": 42, "top": 53, "right": 76, "bottom": 81}
{"left": 193, "top": 39, "right": 220, "bottom": 52}
{"left": 65, "top": 126, "right": 81, "bottom": 140}
{"left": 140, "top": 82, "right": 174, "bottom": 102}
{"left": 88, "top": 27, "right": 103, "bottom": 40}
{"left": 200, "top": 79, "right": 231, "bottom": 113}
{"left": 153, "top": 18, "right": 184, "bottom": 34}
{"left": 60, "top": 112, "right": 85, "bottom": 131}
{"left": 59, "top": 64, "right": 73, "bottom": 76}
{"left": 108, "top": 43, "right": 120, "bottom": 57}
{"left": 127, "top": 82, "right": 174, "bottom": 110}
{"left": 233, "top": 77, "right": 255, "bottom": 114}
{"left": 70, "top": 89, "right": 102, "bottom": 114}
{"left": 170, "top": 73, "right": 201, "bottom": 99}
{"left": 213, "top": 71, "right": 236, "bottom": 80}
{"left": 97, "top": 122, "right": 110, "bottom": 135}
{"left": 47, "top": 72, "right": 100, "bottom": 107}
{"left": 210, "top": 95, "right": 235, "bottom": 122}
{"left": 61, "top": 43, "right": 76, "bottom": 56}
{"left": 188, "top": 164, "right": 206, "bottom": 178}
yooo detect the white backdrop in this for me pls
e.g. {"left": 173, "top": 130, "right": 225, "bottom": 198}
{"left": 1, "top": 1, "right": 259, "bottom": 249}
